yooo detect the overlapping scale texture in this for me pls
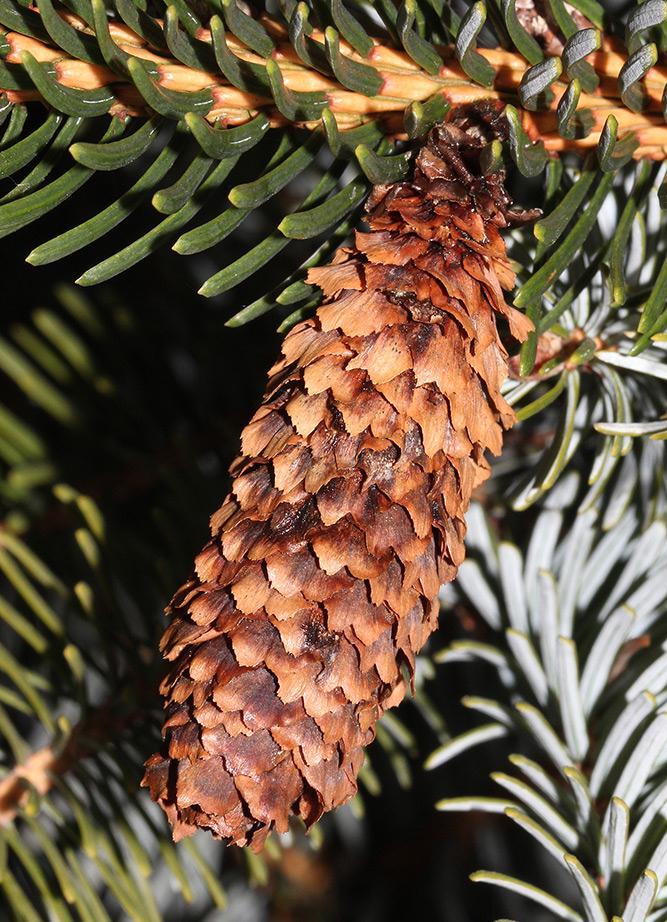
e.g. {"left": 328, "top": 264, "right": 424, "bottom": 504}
{"left": 142, "top": 106, "right": 533, "bottom": 850}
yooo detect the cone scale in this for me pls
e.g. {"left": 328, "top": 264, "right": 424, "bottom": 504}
{"left": 142, "top": 104, "right": 533, "bottom": 850}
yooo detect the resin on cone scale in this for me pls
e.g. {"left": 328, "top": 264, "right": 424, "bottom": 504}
{"left": 142, "top": 104, "right": 534, "bottom": 850}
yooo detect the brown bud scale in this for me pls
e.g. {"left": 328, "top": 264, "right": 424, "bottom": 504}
{"left": 142, "top": 104, "right": 533, "bottom": 850}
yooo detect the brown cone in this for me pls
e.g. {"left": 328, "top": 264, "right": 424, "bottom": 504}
{"left": 142, "top": 104, "right": 533, "bottom": 850}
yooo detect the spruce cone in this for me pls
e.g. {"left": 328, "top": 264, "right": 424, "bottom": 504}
{"left": 142, "top": 104, "right": 533, "bottom": 850}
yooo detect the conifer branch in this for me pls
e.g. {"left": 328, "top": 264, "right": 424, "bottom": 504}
{"left": 0, "top": 694, "right": 144, "bottom": 825}
{"left": 0, "top": 3, "right": 665, "bottom": 914}
{"left": 2, "top": 20, "right": 667, "bottom": 157}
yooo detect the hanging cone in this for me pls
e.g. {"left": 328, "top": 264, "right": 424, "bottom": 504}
{"left": 142, "top": 103, "right": 534, "bottom": 850}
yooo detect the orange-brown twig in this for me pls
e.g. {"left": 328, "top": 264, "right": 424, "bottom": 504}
{"left": 0, "top": 695, "right": 149, "bottom": 825}
{"left": 2, "top": 13, "right": 667, "bottom": 159}
{"left": 0, "top": 742, "right": 76, "bottom": 825}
